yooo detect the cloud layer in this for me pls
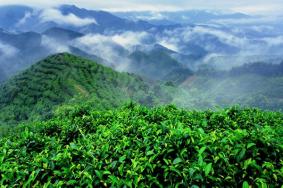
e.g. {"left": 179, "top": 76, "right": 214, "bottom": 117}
{"left": 40, "top": 8, "right": 97, "bottom": 26}
{"left": 0, "top": 41, "right": 18, "bottom": 58}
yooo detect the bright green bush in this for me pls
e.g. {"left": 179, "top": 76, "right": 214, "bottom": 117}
{"left": 0, "top": 105, "right": 282, "bottom": 187}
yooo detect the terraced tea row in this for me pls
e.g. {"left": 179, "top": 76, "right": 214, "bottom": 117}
{"left": 0, "top": 104, "right": 282, "bottom": 187}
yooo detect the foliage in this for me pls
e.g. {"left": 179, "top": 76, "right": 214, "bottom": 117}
{"left": 175, "top": 73, "right": 283, "bottom": 111}
{"left": 0, "top": 53, "right": 173, "bottom": 126}
{"left": 0, "top": 104, "right": 282, "bottom": 187}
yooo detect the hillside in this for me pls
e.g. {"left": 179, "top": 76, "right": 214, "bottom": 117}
{"left": 0, "top": 104, "right": 282, "bottom": 187}
{"left": 128, "top": 50, "right": 191, "bottom": 81}
{"left": 174, "top": 62, "right": 283, "bottom": 111}
{"left": 42, "top": 27, "right": 84, "bottom": 42}
{"left": 0, "top": 29, "right": 50, "bottom": 77}
{"left": 0, "top": 53, "right": 173, "bottom": 126}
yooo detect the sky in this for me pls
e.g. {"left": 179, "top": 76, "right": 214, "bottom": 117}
{"left": 0, "top": 0, "right": 283, "bottom": 14}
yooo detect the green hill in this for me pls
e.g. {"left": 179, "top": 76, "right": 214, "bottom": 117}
{"left": 0, "top": 104, "right": 282, "bottom": 187}
{"left": 173, "top": 63, "right": 283, "bottom": 111}
{"left": 1, "top": 54, "right": 283, "bottom": 128}
{"left": 0, "top": 53, "right": 173, "bottom": 126}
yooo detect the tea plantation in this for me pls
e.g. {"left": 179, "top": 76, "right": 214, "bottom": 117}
{"left": 0, "top": 104, "right": 282, "bottom": 187}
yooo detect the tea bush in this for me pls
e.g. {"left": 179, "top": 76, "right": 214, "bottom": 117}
{"left": 0, "top": 104, "right": 282, "bottom": 187}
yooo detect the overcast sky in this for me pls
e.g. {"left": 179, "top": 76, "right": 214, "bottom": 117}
{"left": 0, "top": 0, "right": 283, "bottom": 14}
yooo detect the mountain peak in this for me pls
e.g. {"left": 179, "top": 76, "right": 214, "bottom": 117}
{"left": 0, "top": 54, "right": 151, "bottom": 124}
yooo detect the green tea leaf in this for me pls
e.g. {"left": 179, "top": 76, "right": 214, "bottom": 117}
{"left": 198, "top": 146, "right": 206, "bottom": 155}
{"left": 242, "top": 181, "right": 249, "bottom": 188}
{"left": 146, "top": 150, "right": 154, "bottom": 156}
{"left": 119, "top": 156, "right": 126, "bottom": 163}
{"left": 205, "top": 163, "right": 212, "bottom": 176}
{"left": 247, "top": 143, "right": 256, "bottom": 149}
{"left": 173, "top": 158, "right": 182, "bottom": 164}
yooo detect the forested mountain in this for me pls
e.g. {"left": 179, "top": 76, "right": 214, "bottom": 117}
{"left": 42, "top": 27, "right": 84, "bottom": 42}
{"left": 0, "top": 53, "right": 174, "bottom": 126}
{"left": 174, "top": 62, "right": 283, "bottom": 111}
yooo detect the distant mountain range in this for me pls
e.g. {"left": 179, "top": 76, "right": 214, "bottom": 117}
{"left": 0, "top": 4, "right": 283, "bottom": 83}
{"left": 114, "top": 10, "right": 251, "bottom": 25}
{"left": 0, "top": 5, "right": 157, "bottom": 33}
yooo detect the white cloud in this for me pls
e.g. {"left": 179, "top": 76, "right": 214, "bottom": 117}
{"left": 71, "top": 32, "right": 154, "bottom": 71}
{"left": 39, "top": 8, "right": 97, "bottom": 27}
{"left": 157, "top": 26, "right": 247, "bottom": 55}
{"left": 232, "top": 4, "right": 283, "bottom": 15}
{"left": 41, "top": 36, "right": 70, "bottom": 53}
{"left": 111, "top": 31, "right": 151, "bottom": 50}
{"left": 213, "top": 15, "right": 282, "bottom": 25}
{"left": 0, "top": 41, "right": 19, "bottom": 58}
{"left": 73, "top": 34, "right": 126, "bottom": 63}
{"left": 16, "top": 11, "right": 33, "bottom": 26}
{"left": 134, "top": 12, "right": 168, "bottom": 21}
{"left": 263, "top": 36, "right": 283, "bottom": 46}
{"left": 159, "top": 40, "right": 178, "bottom": 52}
{"left": 193, "top": 26, "right": 247, "bottom": 47}
{"left": 74, "top": 31, "right": 151, "bottom": 51}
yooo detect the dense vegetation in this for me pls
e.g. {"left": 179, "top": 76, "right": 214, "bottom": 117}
{"left": 174, "top": 62, "right": 283, "bottom": 111}
{"left": 0, "top": 53, "right": 173, "bottom": 127}
{"left": 0, "top": 104, "right": 282, "bottom": 187}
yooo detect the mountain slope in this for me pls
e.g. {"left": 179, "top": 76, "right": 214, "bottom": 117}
{"left": 174, "top": 62, "right": 283, "bottom": 111}
{"left": 42, "top": 27, "right": 83, "bottom": 42}
{"left": 0, "top": 29, "right": 50, "bottom": 77}
{"left": 58, "top": 5, "right": 154, "bottom": 33}
{"left": 128, "top": 49, "right": 192, "bottom": 81}
{"left": 0, "top": 53, "right": 167, "bottom": 125}
{"left": 0, "top": 30, "right": 41, "bottom": 49}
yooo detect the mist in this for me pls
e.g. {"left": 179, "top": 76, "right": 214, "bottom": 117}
{"left": 0, "top": 4, "right": 283, "bottom": 111}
